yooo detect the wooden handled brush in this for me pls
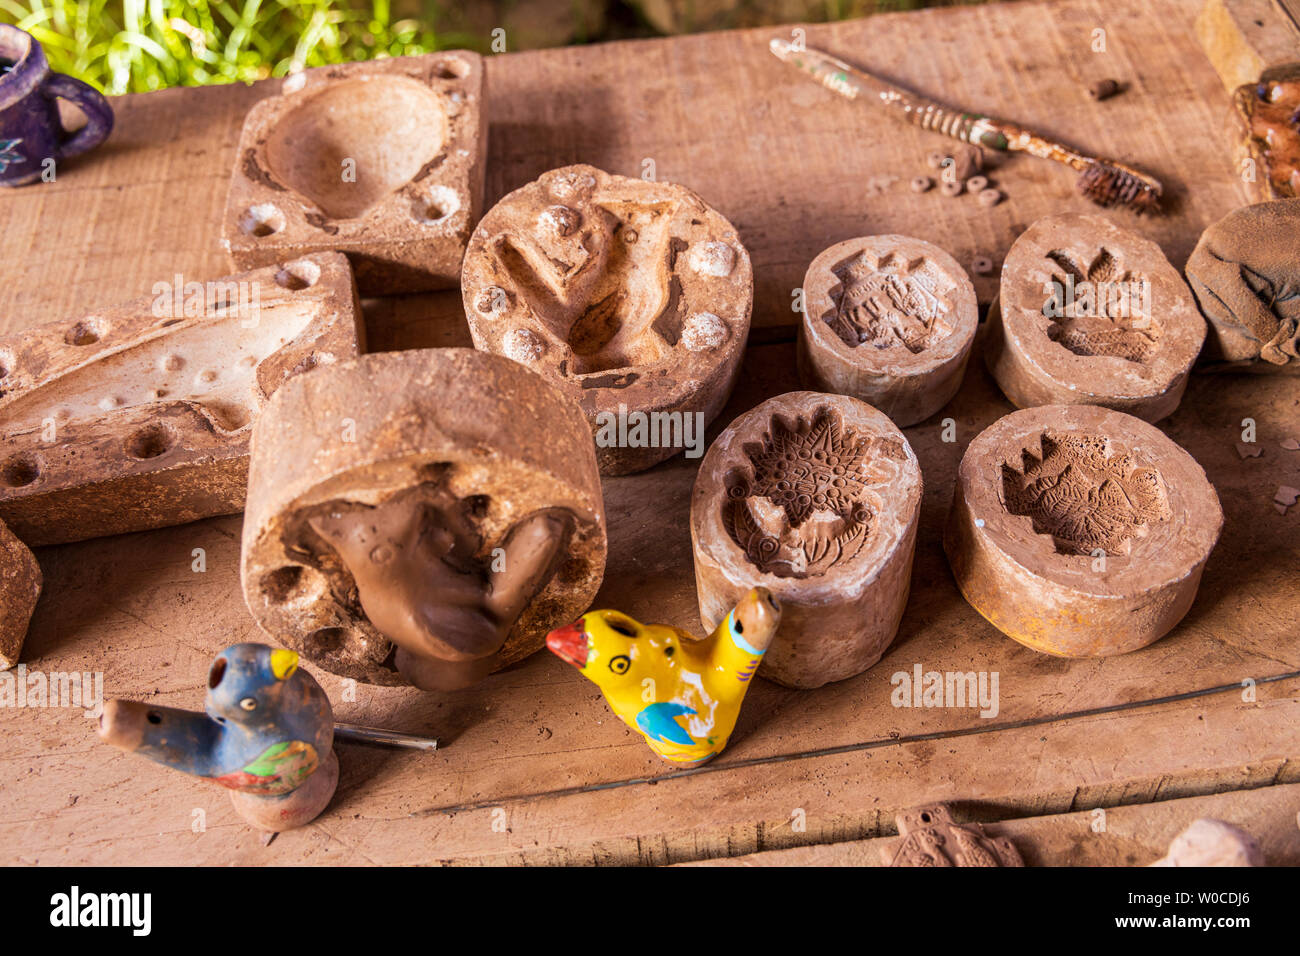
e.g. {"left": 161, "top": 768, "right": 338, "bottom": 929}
{"left": 769, "top": 39, "right": 1162, "bottom": 214}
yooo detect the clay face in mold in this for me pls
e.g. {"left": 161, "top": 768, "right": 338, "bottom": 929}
{"left": 721, "top": 406, "right": 902, "bottom": 579}
{"left": 692, "top": 391, "right": 922, "bottom": 690}
{"left": 1001, "top": 432, "right": 1172, "bottom": 556}
{"left": 985, "top": 213, "right": 1204, "bottom": 423}
{"left": 0, "top": 253, "right": 362, "bottom": 546}
{"left": 823, "top": 251, "right": 958, "bottom": 353}
{"left": 462, "top": 164, "right": 754, "bottom": 475}
{"left": 798, "top": 235, "right": 978, "bottom": 428}
{"left": 223, "top": 53, "right": 486, "bottom": 294}
{"left": 944, "top": 404, "right": 1222, "bottom": 658}
{"left": 304, "top": 484, "right": 575, "bottom": 691}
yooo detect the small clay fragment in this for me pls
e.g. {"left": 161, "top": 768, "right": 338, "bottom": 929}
{"left": 798, "top": 235, "right": 979, "bottom": 426}
{"left": 0, "top": 254, "right": 362, "bottom": 545}
{"left": 1088, "top": 78, "right": 1121, "bottom": 100}
{"left": 940, "top": 180, "right": 964, "bottom": 197}
{"left": 223, "top": 53, "right": 487, "bottom": 294}
{"left": 1185, "top": 199, "right": 1300, "bottom": 371}
{"left": 1235, "top": 441, "right": 1263, "bottom": 459}
{"left": 977, "top": 187, "right": 1003, "bottom": 207}
{"left": 926, "top": 151, "right": 947, "bottom": 170}
{"left": 1151, "top": 818, "right": 1264, "bottom": 867}
{"left": 1276, "top": 485, "right": 1300, "bottom": 507}
{"left": 1230, "top": 64, "right": 1300, "bottom": 201}
{"left": 0, "top": 518, "right": 40, "bottom": 670}
{"left": 910, "top": 176, "right": 933, "bottom": 193}
{"left": 692, "top": 392, "right": 922, "bottom": 689}
{"left": 986, "top": 213, "right": 1205, "bottom": 422}
{"left": 880, "top": 805, "right": 1023, "bottom": 867}
{"left": 241, "top": 348, "right": 607, "bottom": 689}
{"left": 948, "top": 145, "right": 984, "bottom": 182}
{"left": 462, "top": 164, "right": 753, "bottom": 475}
{"left": 966, "top": 175, "right": 989, "bottom": 193}
{"left": 1282, "top": 438, "right": 1300, "bottom": 451}
{"left": 945, "top": 404, "right": 1223, "bottom": 657}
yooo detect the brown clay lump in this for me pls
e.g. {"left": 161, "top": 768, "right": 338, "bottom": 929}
{"left": 307, "top": 486, "right": 574, "bottom": 690}
{"left": 1185, "top": 199, "right": 1300, "bottom": 370}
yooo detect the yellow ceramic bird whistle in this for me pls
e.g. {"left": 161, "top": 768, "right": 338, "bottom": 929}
{"left": 546, "top": 588, "right": 782, "bottom": 764}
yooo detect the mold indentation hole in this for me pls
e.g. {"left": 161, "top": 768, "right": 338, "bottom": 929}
{"left": 146, "top": 711, "right": 162, "bottom": 725}
{"left": 0, "top": 453, "right": 41, "bottom": 488}
{"left": 125, "top": 423, "right": 176, "bottom": 461}
{"left": 432, "top": 57, "right": 470, "bottom": 79}
{"left": 413, "top": 185, "right": 460, "bottom": 225}
{"left": 241, "top": 203, "right": 286, "bottom": 238}
{"left": 306, "top": 627, "right": 348, "bottom": 654}
{"left": 65, "top": 319, "right": 105, "bottom": 346}
{"left": 275, "top": 259, "right": 321, "bottom": 290}
{"left": 261, "top": 566, "right": 307, "bottom": 604}
{"left": 208, "top": 657, "right": 227, "bottom": 688}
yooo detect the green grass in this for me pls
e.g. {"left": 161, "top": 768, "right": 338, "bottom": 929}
{"left": 0, "top": 0, "right": 464, "bottom": 94}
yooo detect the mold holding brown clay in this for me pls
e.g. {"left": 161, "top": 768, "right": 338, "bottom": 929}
{"left": 944, "top": 404, "right": 1222, "bottom": 658}
{"left": 241, "top": 348, "right": 607, "bottom": 690}
{"left": 1185, "top": 199, "right": 1300, "bottom": 371}
{"left": 222, "top": 53, "right": 487, "bottom": 294}
{"left": 461, "top": 164, "right": 754, "bottom": 475}
{"left": 0, "top": 518, "right": 41, "bottom": 670}
{"left": 1231, "top": 63, "right": 1300, "bottom": 202}
{"left": 798, "top": 235, "right": 978, "bottom": 427}
{"left": 691, "top": 392, "right": 922, "bottom": 689}
{"left": 985, "top": 214, "right": 1205, "bottom": 423}
{"left": 0, "top": 253, "right": 362, "bottom": 546}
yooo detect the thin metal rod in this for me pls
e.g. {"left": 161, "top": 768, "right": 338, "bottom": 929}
{"left": 334, "top": 722, "right": 439, "bottom": 751}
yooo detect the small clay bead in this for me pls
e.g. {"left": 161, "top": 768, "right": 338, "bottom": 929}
{"left": 1089, "top": 78, "right": 1120, "bottom": 100}
{"left": 926, "top": 151, "right": 948, "bottom": 170}
{"left": 977, "top": 188, "right": 1002, "bottom": 207}
{"left": 910, "top": 176, "right": 933, "bottom": 193}
{"left": 971, "top": 255, "right": 994, "bottom": 275}
{"left": 966, "top": 175, "right": 989, "bottom": 193}
{"left": 940, "top": 180, "right": 964, "bottom": 197}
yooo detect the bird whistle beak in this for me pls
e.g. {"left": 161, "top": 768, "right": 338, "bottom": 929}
{"left": 546, "top": 619, "right": 589, "bottom": 670}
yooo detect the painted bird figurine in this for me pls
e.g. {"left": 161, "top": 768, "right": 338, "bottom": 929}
{"left": 98, "top": 643, "right": 338, "bottom": 832}
{"left": 546, "top": 588, "right": 782, "bottom": 764}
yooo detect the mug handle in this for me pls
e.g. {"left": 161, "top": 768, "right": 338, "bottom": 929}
{"left": 42, "top": 73, "right": 114, "bottom": 159}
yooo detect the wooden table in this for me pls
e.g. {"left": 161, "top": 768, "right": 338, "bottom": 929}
{"left": 1, "top": 0, "right": 1297, "bottom": 865}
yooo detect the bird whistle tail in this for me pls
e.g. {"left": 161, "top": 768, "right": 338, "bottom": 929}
{"left": 729, "top": 588, "right": 783, "bottom": 655}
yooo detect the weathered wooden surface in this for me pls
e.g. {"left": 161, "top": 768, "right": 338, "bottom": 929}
{"left": 0, "top": 0, "right": 1298, "bottom": 865}
{"left": 679, "top": 782, "right": 1300, "bottom": 865}
{"left": 1196, "top": 0, "right": 1300, "bottom": 91}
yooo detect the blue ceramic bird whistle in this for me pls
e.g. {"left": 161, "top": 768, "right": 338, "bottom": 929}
{"left": 98, "top": 643, "right": 337, "bottom": 832}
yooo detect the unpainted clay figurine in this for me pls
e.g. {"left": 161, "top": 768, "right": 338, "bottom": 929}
{"left": 547, "top": 588, "right": 781, "bottom": 764}
{"left": 98, "top": 643, "right": 337, "bottom": 832}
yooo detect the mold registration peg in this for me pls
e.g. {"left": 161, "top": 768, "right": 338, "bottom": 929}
{"left": 546, "top": 588, "right": 781, "bottom": 764}
{"left": 0, "top": 24, "right": 113, "bottom": 186}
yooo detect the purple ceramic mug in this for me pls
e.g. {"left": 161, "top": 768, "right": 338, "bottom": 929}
{"left": 0, "top": 24, "right": 113, "bottom": 186}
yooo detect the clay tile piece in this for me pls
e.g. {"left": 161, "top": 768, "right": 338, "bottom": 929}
{"left": 799, "top": 235, "right": 978, "bottom": 427}
{"left": 945, "top": 404, "right": 1223, "bottom": 657}
{"left": 462, "top": 164, "right": 754, "bottom": 475}
{"left": 691, "top": 391, "right": 922, "bottom": 689}
{"left": 1151, "top": 818, "right": 1264, "bottom": 867}
{"left": 0, "top": 518, "right": 41, "bottom": 670}
{"left": 986, "top": 214, "right": 1205, "bottom": 423}
{"left": 0, "top": 253, "right": 362, "bottom": 546}
{"left": 880, "top": 805, "right": 1024, "bottom": 867}
{"left": 241, "top": 348, "right": 607, "bottom": 689}
{"left": 1185, "top": 199, "right": 1300, "bottom": 370}
{"left": 223, "top": 53, "right": 487, "bottom": 295}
